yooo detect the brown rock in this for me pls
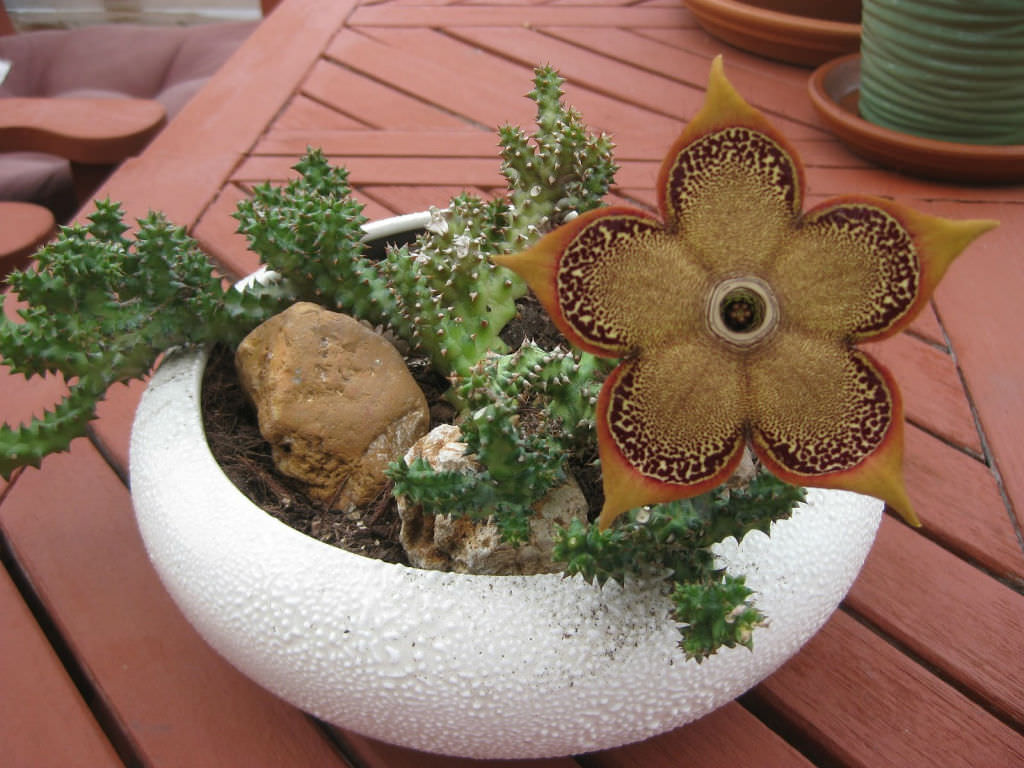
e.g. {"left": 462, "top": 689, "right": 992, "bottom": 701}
{"left": 235, "top": 302, "right": 429, "bottom": 511}
{"left": 396, "top": 424, "right": 589, "bottom": 575}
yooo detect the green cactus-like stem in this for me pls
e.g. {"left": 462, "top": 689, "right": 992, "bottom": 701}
{"left": 378, "top": 67, "right": 616, "bottom": 380}
{"left": 234, "top": 150, "right": 395, "bottom": 327}
{"left": 552, "top": 473, "right": 805, "bottom": 660}
{"left": 498, "top": 67, "right": 617, "bottom": 251}
{"left": 383, "top": 196, "right": 524, "bottom": 379}
{"left": 0, "top": 375, "right": 106, "bottom": 478}
{"left": 0, "top": 66, "right": 617, "bottom": 481}
{"left": 388, "top": 457, "right": 536, "bottom": 545}
{"left": 672, "top": 575, "right": 763, "bottom": 662}
{"left": 455, "top": 344, "right": 606, "bottom": 446}
{"left": 0, "top": 202, "right": 284, "bottom": 477}
{"left": 389, "top": 340, "right": 605, "bottom": 544}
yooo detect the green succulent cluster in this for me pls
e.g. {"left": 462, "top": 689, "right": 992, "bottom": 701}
{"left": 0, "top": 65, "right": 612, "bottom": 480}
{"left": 0, "top": 64, "right": 806, "bottom": 660}
{"left": 553, "top": 474, "right": 806, "bottom": 661}
{"left": 389, "top": 343, "right": 607, "bottom": 544}
{"left": 499, "top": 67, "right": 617, "bottom": 250}
{"left": 234, "top": 155, "right": 386, "bottom": 325}
{"left": 0, "top": 203, "right": 279, "bottom": 478}
{"left": 233, "top": 66, "right": 616, "bottom": 384}
{"left": 382, "top": 195, "right": 522, "bottom": 379}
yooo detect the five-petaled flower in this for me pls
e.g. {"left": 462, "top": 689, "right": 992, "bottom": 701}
{"left": 494, "top": 56, "right": 996, "bottom": 530}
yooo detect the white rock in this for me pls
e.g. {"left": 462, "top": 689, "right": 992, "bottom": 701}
{"left": 396, "top": 424, "right": 588, "bottom": 575}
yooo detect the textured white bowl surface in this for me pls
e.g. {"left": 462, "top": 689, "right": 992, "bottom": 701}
{"left": 129, "top": 226, "right": 882, "bottom": 758}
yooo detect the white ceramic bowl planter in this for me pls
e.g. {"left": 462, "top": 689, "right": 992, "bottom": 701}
{"left": 130, "top": 215, "right": 883, "bottom": 759}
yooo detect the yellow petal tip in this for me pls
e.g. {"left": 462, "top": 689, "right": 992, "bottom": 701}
{"left": 880, "top": 477, "right": 920, "bottom": 528}
{"left": 899, "top": 208, "right": 999, "bottom": 292}
{"left": 597, "top": 499, "right": 629, "bottom": 531}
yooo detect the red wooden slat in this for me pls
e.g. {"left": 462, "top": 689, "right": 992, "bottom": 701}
{"left": 800, "top": 166, "right": 1024, "bottom": 205}
{"left": 902, "top": 425, "right": 1024, "bottom": 580}
{"left": 788, "top": 137, "right": 872, "bottom": 168}
{"left": 553, "top": 0, "right": 668, "bottom": 6}
{"left": 193, "top": 184, "right": 263, "bottom": 280}
{"left": 256, "top": 129, "right": 498, "bottom": 159}
{"left": 907, "top": 302, "right": 946, "bottom": 348}
{"left": 538, "top": 25, "right": 824, "bottom": 129}
{"left": 422, "top": 26, "right": 709, "bottom": 123}
{"left": 375, "top": 0, "right": 467, "bottom": 6}
{"left": 327, "top": 28, "right": 542, "bottom": 132}
{"left": 354, "top": 192, "right": 402, "bottom": 224}
{"left": 89, "top": 0, "right": 361, "bottom": 228}
{"left": 301, "top": 56, "right": 473, "bottom": 130}
{"left": 232, "top": 155, "right": 505, "bottom": 187}
{"left": 640, "top": 0, "right": 691, "bottom": 8}
{"left": 846, "top": 516, "right": 1024, "bottom": 724}
{"left": 445, "top": 25, "right": 823, "bottom": 139}
{"left": 0, "top": 566, "right": 122, "bottom": 768}
{"left": 338, "top": 730, "right": 582, "bottom": 767}
{"left": 930, "top": 200, "right": 1024, "bottom": 527}
{"left": 586, "top": 702, "right": 813, "bottom": 768}
{"left": 330, "top": 25, "right": 685, "bottom": 141}
{"left": 89, "top": 378, "right": 145, "bottom": 480}
{"left": 752, "top": 611, "right": 1024, "bottom": 768}
{"left": 862, "top": 332, "right": 982, "bottom": 455}
{"left": 232, "top": 154, "right": 656, "bottom": 190}
{"left": 275, "top": 94, "right": 371, "bottom": 133}
{"left": 0, "top": 445, "right": 351, "bottom": 767}
{"left": 361, "top": 185, "right": 490, "bottom": 214}
{"left": 637, "top": 25, "right": 816, "bottom": 76}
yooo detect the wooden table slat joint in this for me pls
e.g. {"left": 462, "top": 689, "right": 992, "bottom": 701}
{"left": 0, "top": 531, "right": 143, "bottom": 767}
{"left": 838, "top": 604, "right": 1024, "bottom": 735}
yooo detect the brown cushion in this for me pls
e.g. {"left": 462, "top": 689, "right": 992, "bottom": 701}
{"left": 0, "top": 151, "right": 75, "bottom": 220}
{"left": 0, "top": 22, "right": 255, "bottom": 117}
{"left": 0, "top": 21, "right": 256, "bottom": 217}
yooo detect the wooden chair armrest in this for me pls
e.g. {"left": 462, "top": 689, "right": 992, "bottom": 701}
{"left": 0, "top": 98, "right": 166, "bottom": 164}
{"left": 0, "top": 201, "right": 55, "bottom": 279}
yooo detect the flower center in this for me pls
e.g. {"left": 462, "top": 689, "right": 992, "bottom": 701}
{"left": 707, "top": 277, "right": 778, "bottom": 347}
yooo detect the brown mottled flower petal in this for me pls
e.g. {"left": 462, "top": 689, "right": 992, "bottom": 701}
{"left": 495, "top": 207, "right": 706, "bottom": 357}
{"left": 748, "top": 334, "right": 916, "bottom": 524}
{"left": 658, "top": 56, "right": 802, "bottom": 275}
{"left": 775, "top": 198, "right": 998, "bottom": 342}
{"left": 597, "top": 342, "right": 747, "bottom": 528}
{"left": 863, "top": 204, "right": 997, "bottom": 341}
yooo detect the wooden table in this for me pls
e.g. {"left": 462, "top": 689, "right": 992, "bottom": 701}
{"left": 3, "top": 0, "right": 1022, "bottom": 765}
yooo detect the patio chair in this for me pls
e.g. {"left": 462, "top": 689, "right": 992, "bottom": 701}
{"left": 0, "top": 2, "right": 259, "bottom": 221}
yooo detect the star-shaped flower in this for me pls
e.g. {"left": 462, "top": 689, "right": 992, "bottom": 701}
{"left": 494, "top": 56, "right": 996, "bottom": 530}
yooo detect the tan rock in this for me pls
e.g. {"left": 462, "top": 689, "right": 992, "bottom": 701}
{"left": 397, "top": 424, "right": 589, "bottom": 575}
{"left": 235, "top": 302, "right": 429, "bottom": 511}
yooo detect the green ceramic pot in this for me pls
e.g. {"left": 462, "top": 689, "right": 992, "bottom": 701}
{"left": 859, "top": 0, "right": 1024, "bottom": 145}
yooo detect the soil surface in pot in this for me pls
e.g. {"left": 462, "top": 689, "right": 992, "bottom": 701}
{"left": 202, "top": 294, "right": 604, "bottom": 565}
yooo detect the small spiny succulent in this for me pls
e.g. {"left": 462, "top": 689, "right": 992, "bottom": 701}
{"left": 0, "top": 62, "right": 814, "bottom": 661}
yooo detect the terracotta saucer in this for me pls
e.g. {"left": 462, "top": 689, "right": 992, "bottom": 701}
{"left": 683, "top": 0, "right": 860, "bottom": 68}
{"left": 808, "top": 54, "right": 1024, "bottom": 185}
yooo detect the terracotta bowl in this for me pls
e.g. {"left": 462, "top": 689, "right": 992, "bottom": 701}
{"left": 130, "top": 215, "right": 883, "bottom": 759}
{"left": 683, "top": 0, "right": 861, "bottom": 67}
{"left": 809, "top": 54, "right": 1024, "bottom": 184}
